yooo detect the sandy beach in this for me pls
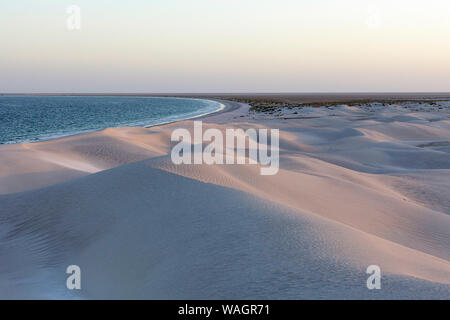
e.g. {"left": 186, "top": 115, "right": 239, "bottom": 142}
{"left": 0, "top": 96, "right": 449, "bottom": 299}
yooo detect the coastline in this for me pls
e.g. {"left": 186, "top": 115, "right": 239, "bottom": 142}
{"left": 143, "top": 98, "right": 241, "bottom": 127}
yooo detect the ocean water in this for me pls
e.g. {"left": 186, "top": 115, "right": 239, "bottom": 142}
{"left": 0, "top": 96, "right": 223, "bottom": 144}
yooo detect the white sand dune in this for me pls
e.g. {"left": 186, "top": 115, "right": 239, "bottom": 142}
{"left": 0, "top": 101, "right": 449, "bottom": 299}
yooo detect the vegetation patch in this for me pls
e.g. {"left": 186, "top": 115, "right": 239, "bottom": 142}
{"left": 226, "top": 98, "right": 450, "bottom": 114}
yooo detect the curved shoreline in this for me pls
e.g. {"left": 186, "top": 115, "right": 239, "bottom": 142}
{"left": 145, "top": 98, "right": 243, "bottom": 127}
{"left": 142, "top": 98, "right": 232, "bottom": 128}
{"left": 195, "top": 98, "right": 242, "bottom": 118}
{"left": 0, "top": 97, "right": 239, "bottom": 146}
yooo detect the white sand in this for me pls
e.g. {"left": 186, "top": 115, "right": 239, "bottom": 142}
{"left": 0, "top": 101, "right": 449, "bottom": 299}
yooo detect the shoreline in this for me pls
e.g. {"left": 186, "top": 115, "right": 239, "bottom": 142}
{"left": 0, "top": 97, "right": 240, "bottom": 146}
{"left": 144, "top": 98, "right": 241, "bottom": 127}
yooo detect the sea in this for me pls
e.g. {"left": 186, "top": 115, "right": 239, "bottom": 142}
{"left": 0, "top": 96, "right": 223, "bottom": 144}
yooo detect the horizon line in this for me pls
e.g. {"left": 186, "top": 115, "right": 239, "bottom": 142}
{"left": 2, "top": 92, "right": 450, "bottom": 96}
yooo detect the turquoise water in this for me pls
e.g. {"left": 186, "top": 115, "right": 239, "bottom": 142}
{"left": 0, "top": 96, "right": 222, "bottom": 144}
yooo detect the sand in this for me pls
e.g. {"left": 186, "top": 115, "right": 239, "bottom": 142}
{"left": 0, "top": 98, "right": 449, "bottom": 299}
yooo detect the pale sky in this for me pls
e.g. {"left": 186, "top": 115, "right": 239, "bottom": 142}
{"left": 1, "top": 0, "right": 449, "bottom": 93}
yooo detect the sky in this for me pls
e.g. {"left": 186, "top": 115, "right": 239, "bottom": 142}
{"left": 1, "top": 0, "right": 450, "bottom": 93}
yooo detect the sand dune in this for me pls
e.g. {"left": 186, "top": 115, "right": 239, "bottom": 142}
{"left": 0, "top": 101, "right": 449, "bottom": 299}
